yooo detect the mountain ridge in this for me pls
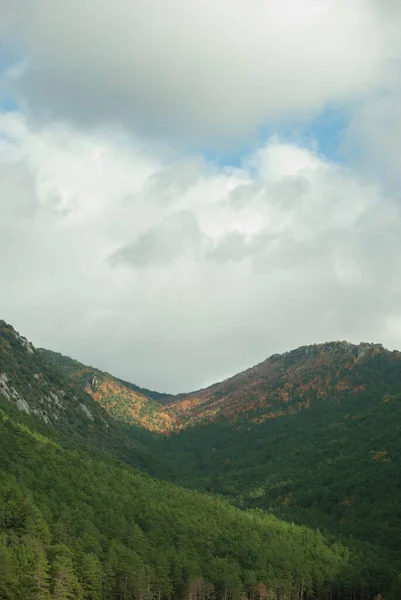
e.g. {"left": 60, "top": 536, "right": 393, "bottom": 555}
{"left": 40, "top": 339, "right": 394, "bottom": 433}
{"left": 0, "top": 319, "right": 170, "bottom": 475}
{"left": 2, "top": 317, "right": 401, "bottom": 597}
{"left": 1, "top": 318, "right": 361, "bottom": 600}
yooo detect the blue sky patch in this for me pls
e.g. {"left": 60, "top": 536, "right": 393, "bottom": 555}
{"left": 0, "top": 96, "right": 19, "bottom": 113}
{"left": 202, "top": 104, "right": 350, "bottom": 169}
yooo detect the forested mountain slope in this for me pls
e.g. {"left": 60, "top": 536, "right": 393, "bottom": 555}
{"left": 160, "top": 344, "right": 401, "bottom": 578}
{"left": 164, "top": 341, "right": 393, "bottom": 428}
{"left": 2, "top": 320, "right": 401, "bottom": 598}
{"left": 163, "top": 380, "right": 401, "bottom": 544}
{"left": 0, "top": 319, "right": 383, "bottom": 600}
{"left": 0, "top": 320, "right": 167, "bottom": 475}
{"left": 40, "top": 348, "right": 173, "bottom": 433}
{"left": 43, "top": 341, "right": 399, "bottom": 434}
{"left": 39, "top": 334, "right": 401, "bottom": 574}
{"left": 1, "top": 405, "right": 361, "bottom": 600}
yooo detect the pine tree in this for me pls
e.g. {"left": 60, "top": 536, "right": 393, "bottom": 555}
{"left": 79, "top": 553, "right": 103, "bottom": 600}
{"left": 50, "top": 546, "right": 83, "bottom": 600}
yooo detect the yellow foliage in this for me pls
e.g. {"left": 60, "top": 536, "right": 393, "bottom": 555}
{"left": 372, "top": 451, "right": 391, "bottom": 463}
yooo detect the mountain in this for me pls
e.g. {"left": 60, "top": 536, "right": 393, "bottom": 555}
{"left": 0, "top": 319, "right": 367, "bottom": 600}
{"left": 0, "top": 405, "right": 353, "bottom": 600}
{"left": 43, "top": 340, "right": 397, "bottom": 433}
{"left": 0, "top": 320, "right": 172, "bottom": 476}
{"left": 0, "top": 320, "right": 110, "bottom": 434}
{"left": 40, "top": 349, "right": 173, "bottom": 433}
{"left": 164, "top": 341, "right": 391, "bottom": 428}
{"left": 159, "top": 341, "right": 401, "bottom": 579}
{"left": 2, "top": 319, "right": 401, "bottom": 598}
{"left": 38, "top": 338, "right": 401, "bottom": 560}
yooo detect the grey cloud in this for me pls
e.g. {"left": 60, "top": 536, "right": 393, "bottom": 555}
{"left": 1, "top": 0, "right": 398, "bottom": 144}
{"left": 109, "top": 211, "right": 203, "bottom": 268}
{"left": 0, "top": 162, "right": 38, "bottom": 220}
{"left": 228, "top": 183, "right": 263, "bottom": 207}
{"left": 205, "top": 231, "right": 280, "bottom": 264}
{"left": 227, "top": 177, "right": 311, "bottom": 213}
{"left": 131, "top": 158, "right": 207, "bottom": 206}
{"left": 206, "top": 232, "right": 257, "bottom": 263}
{"left": 345, "top": 89, "right": 401, "bottom": 192}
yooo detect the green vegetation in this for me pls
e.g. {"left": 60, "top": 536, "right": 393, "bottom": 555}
{"left": 40, "top": 349, "right": 173, "bottom": 432}
{"left": 160, "top": 351, "right": 401, "bottom": 552}
{"left": 0, "top": 405, "right": 353, "bottom": 600}
{"left": 0, "top": 320, "right": 169, "bottom": 475}
{"left": 41, "top": 348, "right": 171, "bottom": 402}
{"left": 2, "top": 320, "right": 401, "bottom": 598}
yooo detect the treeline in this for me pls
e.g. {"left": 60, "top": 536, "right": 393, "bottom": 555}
{"left": 0, "top": 407, "right": 381, "bottom": 600}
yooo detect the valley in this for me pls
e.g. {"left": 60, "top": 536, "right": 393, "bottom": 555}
{"left": 1, "top": 319, "right": 401, "bottom": 599}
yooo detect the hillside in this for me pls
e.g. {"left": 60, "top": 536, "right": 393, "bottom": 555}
{"left": 0, "top": 320, "right": 170, "bottom": 476}
{"left": 158, "top": 342, "right": 401, "bottom": 583}
{"left": 0, "top": 319, "right": 379, "bottom": 600}
{"left": 41, "top": 341, "right": 396, "bottom": 434}
{"left": 165, "top": 341, "right": 391, "bottom": 428}
{"left": 37, "top": 337, "right": 401, "bottom": 597}
{"left": 3, "top": 320, "right": 401, "bottom": 596}
{"left": 37, "top": 338, "right": 401, "bottom": 557}
{"left": 1, "top": 405, "right": 361, "bottom": 600}
{"left": 40, "top": 349, "right": 173, "bottom": 433}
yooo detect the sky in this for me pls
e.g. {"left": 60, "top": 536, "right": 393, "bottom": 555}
{"left": 1, "top": 0, "right": 401, "bottom": 393}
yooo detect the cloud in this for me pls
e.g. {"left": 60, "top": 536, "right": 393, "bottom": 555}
{"left": 0, "top": 0, "right": 401, "bottom": 395}
{"left": 1, "top": 0, "right": 400, "bottom": 144}
{"left": 1, "top": 112, "right": 401, "bottom": 392}
{"left": 109, "top": 211, "right": 203, "bottom": 268}
{"left": 345, "top": 86, "right": 401, "bottom": 192}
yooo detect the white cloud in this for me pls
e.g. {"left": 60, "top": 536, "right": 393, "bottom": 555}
{"left": 1, "top": 0, "right": 401, "bottom": 391}
{"left": 1, "top": 0, "right": 400, "bottom": 143}
{"left": 1, "top": 112, "right": 401, "bottom": 392}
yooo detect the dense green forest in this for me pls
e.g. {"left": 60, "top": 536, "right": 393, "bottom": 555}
{"left": 161, "top": 380, "right": 401, "bottom": 551}
{"left": 1, "top": 320, "right": 401, "bottom": 598}
{"left": 0, "top": 405, "right": 355, "bottom": 600}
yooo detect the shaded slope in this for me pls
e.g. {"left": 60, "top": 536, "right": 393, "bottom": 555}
{"left": 0, "top": 320, "right": 167, "bottom": 475}
{"left": 0, "top": 320, "right": 110, "bottom": 436}
{"left": 161, "top": 348, "right": 401, "bottom": 559}
{"left": 0, "top": 409, "right": 354, "bottom": 599}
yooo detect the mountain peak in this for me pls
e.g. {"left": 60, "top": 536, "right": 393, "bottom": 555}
{"left": 271, "top": 340, "right": 385, "bottom": 365}
{"left": 0, "top": 319, "right": 35, "bottom": 355}
{"left": 165, "top": 339, "right": 393, "bottom": 429}
{"left": 2, "top": 318, "right": 395, "bottom": 436}
{"left": 1, "top": 322, "right": 401, "bottom": 599}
